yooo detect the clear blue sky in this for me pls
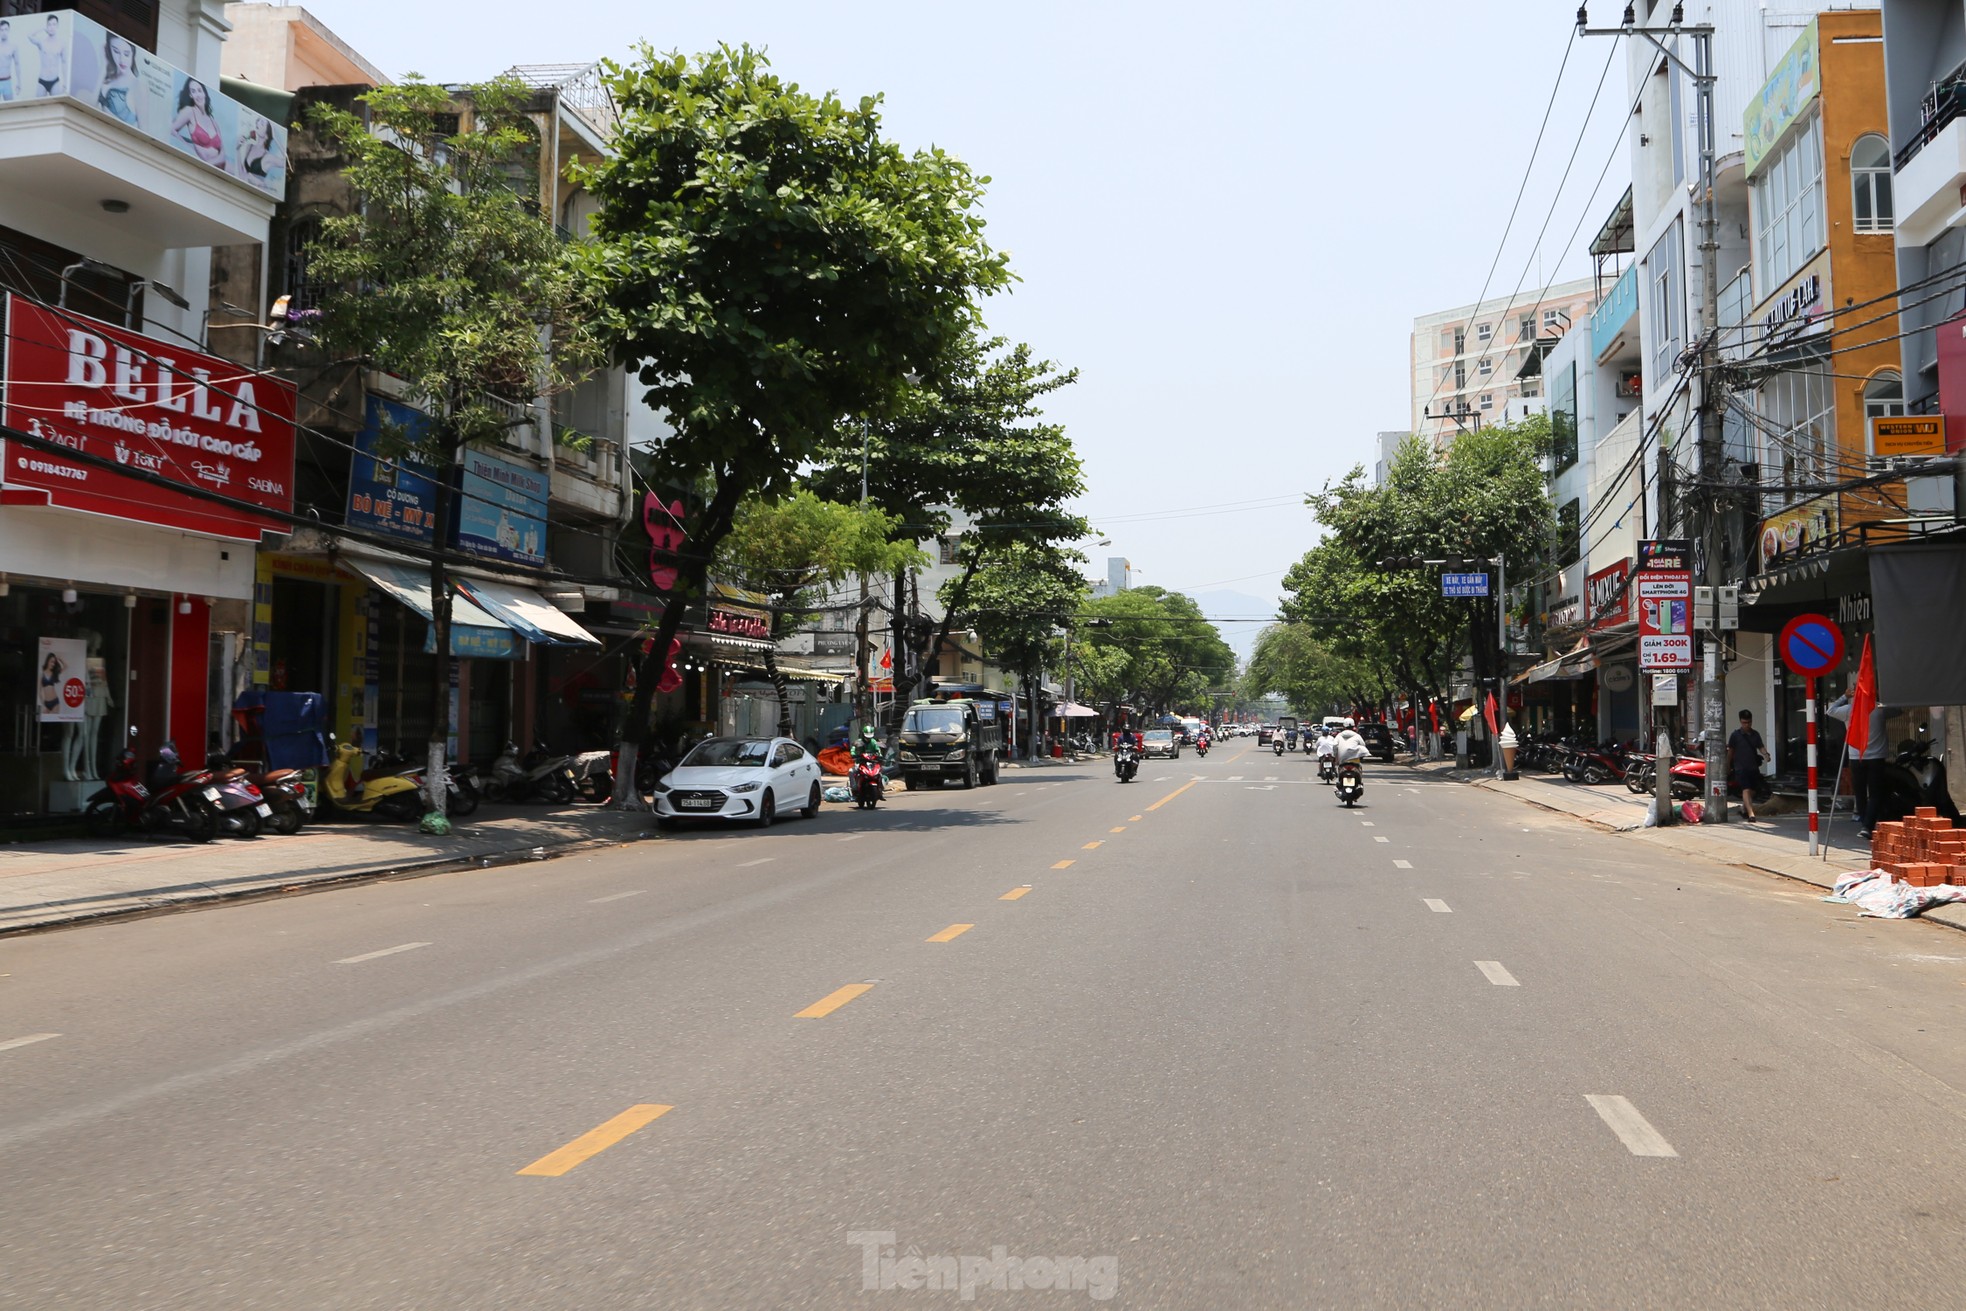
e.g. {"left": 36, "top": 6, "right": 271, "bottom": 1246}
{"left": 297, "top": 0, "right": 1630, "bottom": 626}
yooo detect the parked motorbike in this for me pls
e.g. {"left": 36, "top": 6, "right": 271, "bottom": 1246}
{"left": 1562, "top": 740, "right": 1633, "bottom": 787}
{"left": 1623, "top": 752, "right": 1658, "bottom": 794}
{"left": 323, "top": 741, "right": 424, "bottom": 821}
{"left": 1667, "top": 754, "right": 1773, "bottom": 805}
{"left": 1335, "top": 760, "right": 1364, "bottom": 807}
{"left": 208, "top": 751, "right": 306, "bottom": 835}
{"left": 361, "top": 748, "right": 478, "bottom": 817}
{"left": 84, "top": 747, "right": 218, "bottom": 843}
{"left": 484, "top": 741, "right": 578, "bottom": 804}
{"left": 849, "top": 757, "right": 886, "bottom": 809}
{"left": 569, "top": 750, "right": 614, "bottom": 803}
{"left": 146, "top": 740, "right": 270, "bottom": 838}
{"left": 1114, "top": 743, "right": 1141, "bottom": 783}
{"left": 1878, "top": 736, "right": 1961, "bottom": 824}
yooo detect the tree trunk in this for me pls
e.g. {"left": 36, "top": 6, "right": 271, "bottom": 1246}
{"left": 765, "top": 644, "right": 794, "bottom": 740}
{"left": 610, "top": 469, "right": 745, "bottom": 810}
{"left": 423, "top": 418, "right": 461, "bottom": 817}
{"left": 889, "top": 548, "right": 986, "bottom": 715}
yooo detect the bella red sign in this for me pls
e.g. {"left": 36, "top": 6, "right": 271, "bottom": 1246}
{"left": 1, "top": 295, "right": 296, "bottom": 540}
{"left": 1586, "top": 558, "right": 1630, "bottom": 631}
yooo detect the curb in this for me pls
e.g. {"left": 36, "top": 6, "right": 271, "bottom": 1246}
{"left": 0, "top": 828, "right": 651, "bottom": 940}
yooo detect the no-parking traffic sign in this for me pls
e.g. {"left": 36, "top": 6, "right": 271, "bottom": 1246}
{"left": 1777, "top": 613, "right": 1845, "bottom": 679}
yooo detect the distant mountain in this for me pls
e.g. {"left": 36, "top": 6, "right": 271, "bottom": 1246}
{"left": 1187, "top": 589, "right": 1280, "bottom": 665}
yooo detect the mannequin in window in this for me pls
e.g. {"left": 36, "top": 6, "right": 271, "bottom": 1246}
{"left": 62, "top": 629, "right": 112, "bottom": 780}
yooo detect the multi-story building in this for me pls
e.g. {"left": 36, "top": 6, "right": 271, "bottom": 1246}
{"left": 1408, "top": 277, "right": 1597, "bottom": 446}
{"left": 0, "top": 1, "right": 291, "bottom": 818}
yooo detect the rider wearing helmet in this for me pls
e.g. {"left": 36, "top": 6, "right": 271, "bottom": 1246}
{"left": 852, "top": 724, "right": 883, "bottom": 767}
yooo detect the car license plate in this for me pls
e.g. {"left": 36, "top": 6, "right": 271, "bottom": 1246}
{"left": 678, "top": 797, "right": 717, "bottom": 810}
{"left": 255, "top": 803, "right": 273, "bottom": 817}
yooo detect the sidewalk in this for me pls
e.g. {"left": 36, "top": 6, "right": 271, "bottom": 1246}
{"left": 2, "top": 755, "right": 1084, "bottom": 937}
{"left": 1405, "top": 757, "right": 1966, "bottom": 933}
{"left": 0, "top": 804, "right": 656, "bottom": 936}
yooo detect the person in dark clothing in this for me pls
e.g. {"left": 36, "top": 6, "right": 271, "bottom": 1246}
{"left": 1727, "top": 709, "right": 1770, "bottom": 822}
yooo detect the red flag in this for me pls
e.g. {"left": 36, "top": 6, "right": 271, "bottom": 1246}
{"left": 879, "top": 648, "right": 893, "bottom": 670}
{"left": 1483, "top": 692, "right": 1499, "bottom": 736}
{"left": 1427, "top": 702, "right": 1440, "bottom": 735}
{"left": 1847, "top": 636, "right": 1877, "bottom": 756}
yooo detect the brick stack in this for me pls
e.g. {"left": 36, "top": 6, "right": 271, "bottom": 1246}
{"left": 1870, "top": 809, "right": 1966, "bottom": 886}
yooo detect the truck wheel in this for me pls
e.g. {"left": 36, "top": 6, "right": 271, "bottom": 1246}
{"left": 983, "top": 758, "right": 999, "bottom": 785}
{"left": 962, "top": 759, "right": 976, "bottom": 789}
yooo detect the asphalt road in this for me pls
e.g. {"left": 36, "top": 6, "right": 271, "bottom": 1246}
{"left": 9, "top": 741, "right": 1966, "bottom": 1308}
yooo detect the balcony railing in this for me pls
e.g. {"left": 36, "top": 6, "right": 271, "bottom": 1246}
{"left": 1898, "top": 79, "right": 1966, "bottom": 172}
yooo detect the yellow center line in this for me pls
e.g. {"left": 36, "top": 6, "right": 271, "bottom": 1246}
{"left": 1000, "top": 886, "right": 1032, "bottom": 900}
{"left": 1110, "top": 826, "right": 1127, "bottom": 833}
{"left": 1051, "top": 859, "right": 1075, "bottom": 869}
{"left": 795, "top": 982, "right": 875, "bottom": 1018}
{"left": 927, "top": 923, "right": 974, "bottom": 942}
{"left": 1082, "top": 840, "right": 1103, "bottom": 850}
{"left": 1145, "top": 779, "right": 1200, "bottom": 812}
{"left": 1129, "top": 814, "right": 1143, "bottom": 822}
{"left": 517, "top": 1103, "right": 672, "bottom": 1177}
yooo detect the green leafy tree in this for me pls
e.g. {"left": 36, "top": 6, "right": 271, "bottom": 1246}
{"left": 307, "top": 77, "right": 595, "bottom": 811}
{"left": 575, "top": 45, "right": 1012, "bottom": 801}
{"left": 954, "top": 542, "right": 1088, "bottom": 758}
{"left": 808, "top": 332, "right": 1086, "bottom": 724}
{"left": 1075, "top": 587, "right": 1236, "bottom": 722}
{"left": 1296, "top": 419, "right": 1555, "bottom": 737}
{"left": 716, "top": 492, "right": 923, "bottom": 736}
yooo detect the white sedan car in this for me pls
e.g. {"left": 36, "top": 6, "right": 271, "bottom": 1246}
{"left": 653, "top": 736, "right": 824, "bottom": 828}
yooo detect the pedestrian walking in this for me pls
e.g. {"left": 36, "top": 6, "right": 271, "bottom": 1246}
{"left": 1727, "top": 709, "right": 1770, "bottom": 822}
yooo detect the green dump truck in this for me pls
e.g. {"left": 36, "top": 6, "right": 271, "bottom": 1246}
{"left": 896, "top": 698, "right": 1003, "bottom": 789}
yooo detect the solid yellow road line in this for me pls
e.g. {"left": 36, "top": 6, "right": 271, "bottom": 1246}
{"left": 1129, "top": 815, "right": 1143, "bottom": 822}
{"left": 926, "top": 923, "right": 974, "bottom": 942}
{"left": 1051, "top": 860, "right": 1075, "bottom": 869}
{"left": 1110, "top": 826, "right": 1127, "bottom": 833}
{"left": 795, "top": 983, "right": 875, "bottom": 1018}
{"left": 1082, "top": 840, "right": 1103, "bottom": 850}
{"left": 1000, "top": 886, "right": 1031, "bottom": 900}
{"left": 517, "top": 1104, "right": 672, "bottom": 1177}
{"left": 1145, "top": 779, "right": 1200, "bottom": 812}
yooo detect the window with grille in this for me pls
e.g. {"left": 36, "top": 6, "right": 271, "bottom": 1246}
{"left": 1757, "top": 346, "right": 1835, "bottom": 505}
{"left": 938, "top": 536, "right": 961, "bottom": 565}
{"left": 1475, "top": 322, "right": 1492, "bottom": 342}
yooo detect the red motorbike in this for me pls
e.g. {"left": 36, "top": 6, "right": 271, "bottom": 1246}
{"left": 849, "top": 757, "right": 885, "bottom": 810}
{"left": 1668, "top": 755, "right": 1772, "bottom": 804}
{"left": 85, "top": 748, "right": 218, "bottom": 843}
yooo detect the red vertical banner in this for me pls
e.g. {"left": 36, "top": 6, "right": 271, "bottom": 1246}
{"left": 168, "top": 595, "right": 209, "bottom": 751}
{"left": 1937, "top": 310, "right": 1966, "bottom": 455}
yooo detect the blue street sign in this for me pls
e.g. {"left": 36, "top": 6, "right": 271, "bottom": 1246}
{"left": 1442, "top": 572, "right": 1491, "bottom": 597}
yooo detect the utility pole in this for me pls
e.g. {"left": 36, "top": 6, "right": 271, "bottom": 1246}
{"left": 1580, "top": 4, "right": 1722, "bottom": 821}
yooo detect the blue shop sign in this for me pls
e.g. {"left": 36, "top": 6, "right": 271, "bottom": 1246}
{"left": 455, "top": 446, "right": 548, "bottom": 567}
{"left": 347, "top": 396, "right": 440, "bottom": 543}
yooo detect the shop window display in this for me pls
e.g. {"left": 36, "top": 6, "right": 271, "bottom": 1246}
{"left": 0, "top": 586, "right": 133, "bottom": 816}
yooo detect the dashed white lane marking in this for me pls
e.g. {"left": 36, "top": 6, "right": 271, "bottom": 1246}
{"left": 335, "top": 942, "right": 431, "bottom": 965}
{"left": 1423, "top": 898, "right": 1451, "bottom": 912}
{"left": 1407, "top": 788, "right": 1421, "bottom": 794}
{"left": 0, "top": 1033, "right": 61, "bottom": 1054}
{"left": 1227, "top": 775, "right": 1244, "bottom": 781}
{"left": 587, "top": 890, "right": 645, "bottom": 903}
{"left": 1264, "top": 776, "right": 1278, "bottom": 782}
{"left": 737, "top": 857, "right": 774, "bottom": 868}
{"left": 1474, "top": 960, "right": 1520, "bottom": 986}
{"left": 1373, "top": 836, "right": 1390, "bottom": 843}
{"left": 1585, "top": 1095, "right": 1678, "bottom": 1157}
{"left": 1393, "top": 860, "right": 1413, "bottom": 869}
{"left": 1360, "top": 821, "right": 1375, "bottom": 827}
{"left": 837, "top": 833, "right": 864, "bottom": 841}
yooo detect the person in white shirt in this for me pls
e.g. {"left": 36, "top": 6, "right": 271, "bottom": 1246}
{"left": 1332, "top": 727, "right": 1369, "bottom": 767}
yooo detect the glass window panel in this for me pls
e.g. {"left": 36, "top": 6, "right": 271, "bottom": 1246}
{"left": 1876, "top": 172, "right": 1893, "bottom": 224}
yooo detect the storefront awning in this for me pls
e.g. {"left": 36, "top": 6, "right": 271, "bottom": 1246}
{"left": 342, "top": 557, "right": 521, "bottom": 660}
{"left": 1056, "top": 701, "right": 1100, "bottom": 718}
{"left": 453, "top": 577, "right": 600, "bottom": 647}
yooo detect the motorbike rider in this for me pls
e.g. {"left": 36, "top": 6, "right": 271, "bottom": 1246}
{"left": 1330, "top": 725, "right": 1369, "bottom": 775}
{"left": 852, "top": 725, "right": 883, "bottom": 769}
{"left": 1314, "top": 725, "right": 1338, "bottom": 775}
